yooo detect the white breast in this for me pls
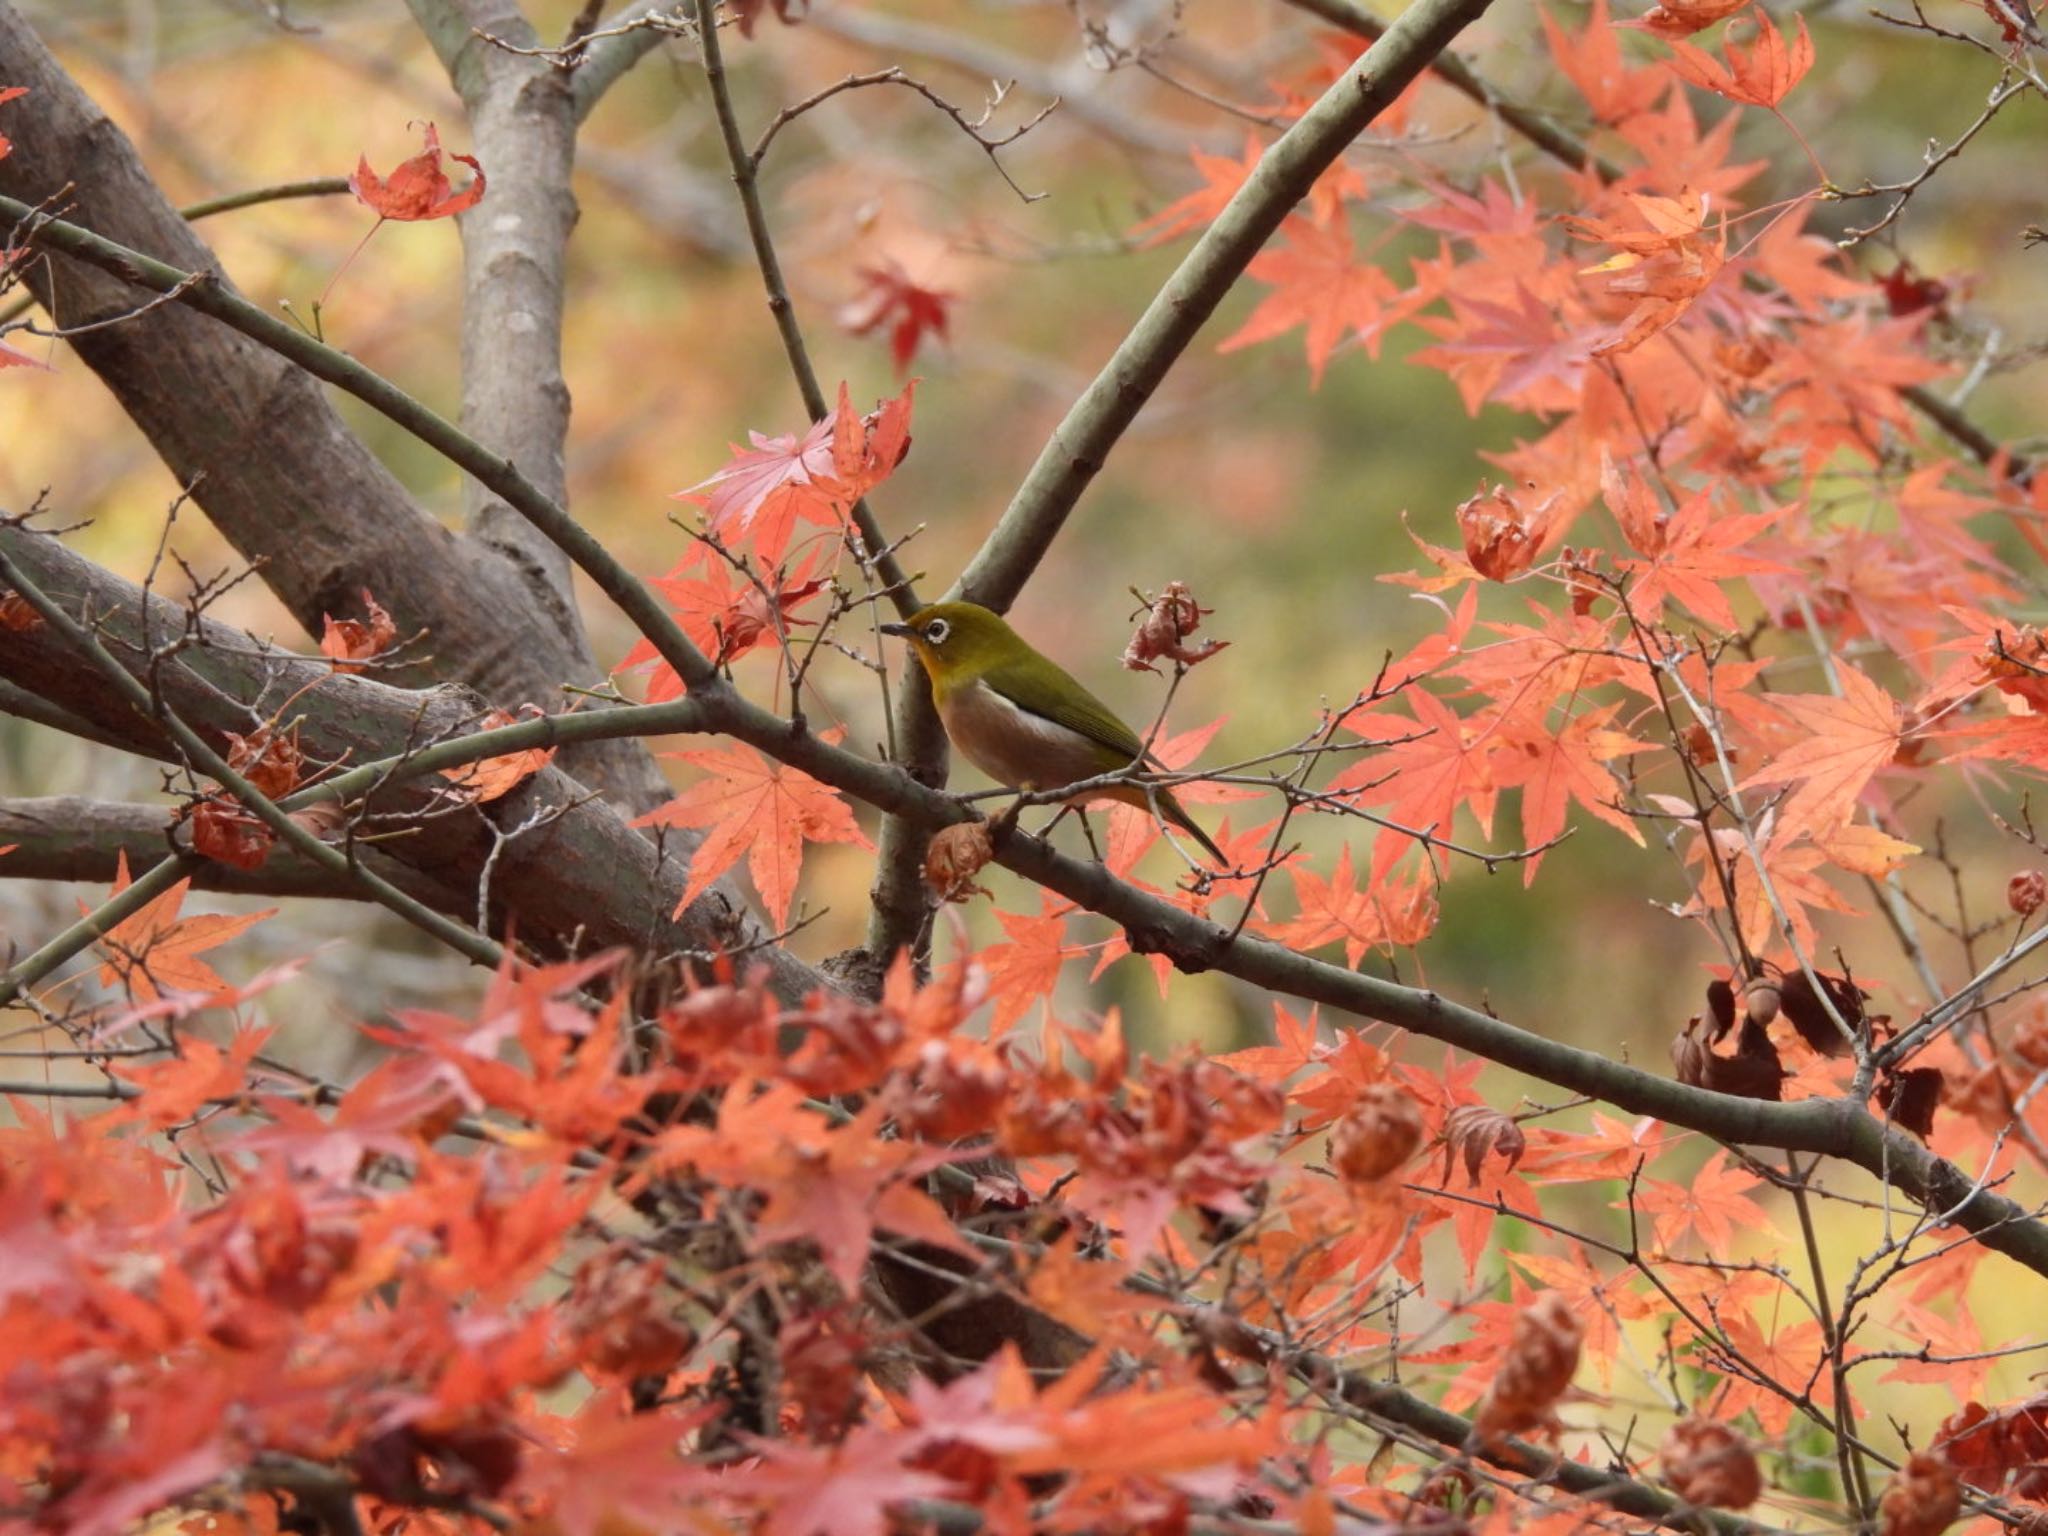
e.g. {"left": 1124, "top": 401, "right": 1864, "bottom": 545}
{"left": 939, "top": 679, "right": 1113, "bottom": 792}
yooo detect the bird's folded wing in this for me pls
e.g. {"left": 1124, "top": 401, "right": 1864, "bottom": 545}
{"left": 981, "top": 654, "right": 1148, "bottom": 765}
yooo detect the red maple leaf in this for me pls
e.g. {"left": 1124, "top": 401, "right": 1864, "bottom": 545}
{"left": 621, "top": 548, "right": 828, "bottom": 699}
{"left": 680, "top": 382, "right": 915, "bottom": 563}
{"left": 1665, "top": 9, "right": 1815, "bottom": 109}
{"left": 349, "top": 122, "right": 485, "bottom": 222}
{"left": 837, "top": 258, "right": 951, "bottom": 374}
{"left": 635, "top": 741, "right": 872, "bottom": 928}
{"left": 1218, "top": 214, "right": 1402, "bottom": 387}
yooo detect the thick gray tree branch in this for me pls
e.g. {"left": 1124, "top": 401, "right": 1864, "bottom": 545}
{"left": 0, "top": 796, "right": 474, "bottom": 905}
{"left": 0, "top": 522, "right": 824, "bottom": 1004}
{"left": 0, "top": 3, "right": 664, "bottom": 812}
{"left": 406, "top": 0, "right": 588, "bottom": 605}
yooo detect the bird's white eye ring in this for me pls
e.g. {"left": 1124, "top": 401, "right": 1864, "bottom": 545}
{"left": 925, "top": 618, "right": 950, "bottom": 645}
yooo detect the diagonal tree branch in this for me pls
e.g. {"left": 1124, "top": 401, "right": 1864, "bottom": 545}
{"left": 952, "top": 0, "right": 1502, "bottom": 613}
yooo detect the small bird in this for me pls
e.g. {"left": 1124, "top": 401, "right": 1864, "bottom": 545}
{"left": 883, "top": 601, "right": 1225, "bottom": 864}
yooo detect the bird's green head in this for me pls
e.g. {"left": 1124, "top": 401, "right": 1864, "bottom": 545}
{"left": 881, "top": 602, "right": 1020, "bottom": 689}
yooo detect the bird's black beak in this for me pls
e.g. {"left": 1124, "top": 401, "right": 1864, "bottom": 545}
{"left": 879, "top": 621, "right": 914, "bottom": 638}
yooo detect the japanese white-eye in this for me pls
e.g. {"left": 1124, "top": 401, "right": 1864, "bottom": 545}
{"left": 883, "top": 602, "right": 1225, "bottom": 864}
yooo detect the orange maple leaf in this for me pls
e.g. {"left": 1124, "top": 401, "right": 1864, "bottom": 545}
{"left": 1572, "top": 190, "right": 1726, "bottom": 355}
{"left": 1604, "top": 468, "right": 1791, "bottom": 631}
{"left": 635, "top": 741, "right": 872, "bottom": 929}
{"left": 1329, "top": 691, "right": 1501, "bottom": 881}
{"left": 1131, "top": 135, "right": 1262, "bottom": 247}
{"left": 978, "top": 896, "right": 1074, "bottom": 1034}
{"left": 443, "top": 708, "right": 558, "bottom": 805}
{"left": 89, "top": 852, "right": 275, "bottom": 1003}
{"left": 1743, "top": 663, "right": 1903, "bottom": 839}
{"left": 620, "top": 549, "right": 828, "bottom": 700}
{"left": 1496, "top": 703, "right": 1654, "bottom": 883}
{"left": 114, "top": 1027, "right": 274, "bottom": 1130}
{"left": 1665, "top": 8, "right": 1815, "bottom": 109}
{"left": 1624, "top": 0, "right": 1750, "bottom": 38}
{"left": 1629, "top": 1150, "right": 1774, "bottom": 1253}
{"left": 1263, "top": 845, "right": 1438, "bottom": 966}
{"left": 1218, "top": 214, "right": 1402, "bottom": 387}
{"left": 1542, "top": 0, "right": 1670, "bottom": 122}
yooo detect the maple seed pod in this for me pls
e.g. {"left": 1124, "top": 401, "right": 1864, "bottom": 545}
{"left": 1742, "top": 977, "right": 1782, "bottom": 1028}
{"left": 1659, "top": 1417, "right": 1762, "bottom": 1510}
{"left": 1877, "top": 1451, "right": 1960, "bottom": 1536}
{"left": 1473, "top": 1291, "right": 1582, "bottom": 1445}
{"left": 2009, "top": 870, "right": 2047, "bottom": 918}
{"left": 924, "top": 821, "right": 995, "bottom": 903}
{"left": 1329, "top": 1084, "right": 1424, "bottom": 1185}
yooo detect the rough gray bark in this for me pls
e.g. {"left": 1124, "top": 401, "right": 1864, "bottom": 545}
{"left": 0, "top": 3, "right": 666, "bottom": 814}
{"left": 0, "top": 521, "right": 825, "bottom": 1004}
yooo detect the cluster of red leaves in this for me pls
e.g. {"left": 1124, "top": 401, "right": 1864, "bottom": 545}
{"left": 1, "top": 947, "right": 1365, "bottom": 1536}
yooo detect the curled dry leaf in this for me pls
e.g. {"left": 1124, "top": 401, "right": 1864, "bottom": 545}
{"left": 1881, "top": 1065, "right": 1943, "bottom": 1141}
{"left": 1472, "top": 1291, "right": 1582, "bottom": 1446}
{"left": 2009, "top": 870, "right": 2046, "bottom": 917}
{"left": 1122, "top": 581, "right": 1228, "bottom": 673}
{"left": 1329, "top": 1082, "right": 1424, "bottom": 1185}
{"left": 227, "top": 723, "right": 305, "bottom": 800}
{"left": 320, "top": 588, "right": 397, "bottom": 674}
{"left": 0, "top": 589, "right": 43, "bottom": 630}
{"left": 924, "top": 821, "right": 995, "bottom": 904}
{"left": 1440, "top": 1101, "right": 1525, "bottom": 1186}
{"left": 188, "top": 798, "right": 274, "bottom": 871}
{"left": 288, "top": 801, "right": 350, "bottom": 843}
{"left": 1877, "top": 1451, "right": 1960, "bottom": 1536}
{"left": 443, "top": 707, "right": 557, "bottom": 805}
{"left": 1777, "top": 968, "right": 1868, "bottom": 1058}
{"left": 350, "top": 123, "right": 485, "bottom": 222}
{"left": 1675, "top": 987, "right": 1785, "bottom": 1100}
{"left": 1455, "top": 480, "right": 1565, "bottom": 582}
{"left": 1658, "top": 1416, "right": 1762, "bottom": 1509}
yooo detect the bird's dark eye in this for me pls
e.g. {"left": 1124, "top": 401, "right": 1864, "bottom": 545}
{"left": 924, "top": 618, "right": 950, "bottom": 645}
